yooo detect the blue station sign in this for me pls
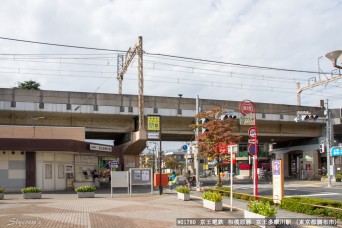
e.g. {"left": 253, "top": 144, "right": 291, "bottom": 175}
{"left": 331, "top": 147, "right": 342, "bottom": 156}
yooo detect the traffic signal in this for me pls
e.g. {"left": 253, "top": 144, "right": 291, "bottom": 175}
{"left": 301, "top": 115, "right": 310, "bottom": 121}
{"left": 221, "top": 114, "right": 237, "bottom": 120}
{"left": 300, "top": 114, "right": 319, "bottom": 121}
{"left": 311, "top": 115, "right": 319, "bottom": 120}
{"left": 319, "top": 143, "right": 325, "bottom": 153}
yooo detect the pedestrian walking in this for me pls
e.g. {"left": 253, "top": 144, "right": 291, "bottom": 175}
{"left": 322, "top": 166, "right": 327, "bottom": 176}
{"left": 169, "top": 171, "right": 177, "bottom": 190}
{"left": 185, "top": 170, "right": 191, "bottom": 188}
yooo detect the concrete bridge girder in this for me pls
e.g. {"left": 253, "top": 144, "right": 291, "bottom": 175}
{"left": 0, "top": 88, "right": 328, "bottom": 157}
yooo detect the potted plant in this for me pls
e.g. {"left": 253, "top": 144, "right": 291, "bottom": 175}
{"left": 202, "top": 191, "right": 223, "bottom": 211}
{"left": 0, "top": 186, "right": 4, "bottom": 200}
{"left": 175, "top": 186, "right": 190, "bottom": 201}
{"left": 245, "top": 200, "right": 277, "bottom": 227}
{"left": 75, "top": 185, "right": 96, "bottom": 198}
{"left": 21, "top": 187, "right": 42, "bottom": 199}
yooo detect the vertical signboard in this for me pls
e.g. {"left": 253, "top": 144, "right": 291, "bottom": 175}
{"left": 272, "top": 160, "right": 284, "bottom": 204}
{"left": 147, "top": 116, "right": 160, "bottom": 131}
{"left": 147, "top": 115, "right": 160, "bottom": 140}
{"left": 239, "top": 100, "right": 255, "bottom": 125}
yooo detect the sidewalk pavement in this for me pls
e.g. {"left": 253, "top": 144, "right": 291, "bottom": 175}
{"left": 0, "top": 186, "right": 340, "bottom": 228}
{"left": 0, "top": 188, "right": 250, "bottom": 228}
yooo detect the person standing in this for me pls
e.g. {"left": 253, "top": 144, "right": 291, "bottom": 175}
{"left": 169, "top": 171, "right": 177, "bottom": 190}
{"left": 322, "top": 166, "right": 327, "bottom": 176}
{"left": 185, "top": 170, "right": 191, "bottom": 188}
{"left": 93, "top": 169, "right": 99, "bottom": 188}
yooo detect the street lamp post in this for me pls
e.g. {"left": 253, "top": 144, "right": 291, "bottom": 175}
{"left": 324, "top": 50, "right": 342, "bottom": 187}
{"left": 318, "top": 56, "right": 323, "bottom": 80}
{"left": 325, "top": 50, "right": 342, "bottom": 70}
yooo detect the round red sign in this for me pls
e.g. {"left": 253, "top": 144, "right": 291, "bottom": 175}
{"left": 239, "top": 100, "right": 254, "bottom": 115}
{"left": 248, "top": 127, "right": 257, "bottom": 139}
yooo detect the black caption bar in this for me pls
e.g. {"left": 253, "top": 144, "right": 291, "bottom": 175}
{"left": 176, "top": 218, "right": 338, "bottom": 226}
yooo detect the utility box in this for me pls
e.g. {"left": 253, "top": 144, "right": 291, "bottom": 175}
{"left": 153, "top": 173, "right": 168, "bottom": 186}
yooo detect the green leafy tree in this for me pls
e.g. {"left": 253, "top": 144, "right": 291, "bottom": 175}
{"left": 190, "top": 106, "right": 241, "bottom": 187}
{"left": 164, "top": 155, "right": 180, "bottom": 171}
{"left": 16, "top": 80, "right": 41, "bottom": 90}
{"left": 140, "top": 152, "right": 154, "bottom": 168}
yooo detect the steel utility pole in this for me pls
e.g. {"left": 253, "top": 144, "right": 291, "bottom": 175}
{"left": 325, "top": 100, "right": 331, "bottom": 187}
{"left": 195, "top": 95, "right": 199, "bottom": 191}
{"left": 117, "top": 36, "right": 144, "bottom": 130}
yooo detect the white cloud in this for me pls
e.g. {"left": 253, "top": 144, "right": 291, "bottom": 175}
{"left": 0, "top": 0, "right": 341, "bottom": 108}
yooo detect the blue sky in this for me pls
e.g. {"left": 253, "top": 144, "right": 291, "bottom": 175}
{"left": 0, "top": 0, "right": 341, "bottom": 108}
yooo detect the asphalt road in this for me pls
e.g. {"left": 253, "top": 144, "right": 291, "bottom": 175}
{"left": 196, "top": 177, "right": 342, "bottom": 202}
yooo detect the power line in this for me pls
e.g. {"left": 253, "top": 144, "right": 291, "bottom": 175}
{"left": 0, "top": 69, "right": 296, "bottom": 93}
{"left": 0, "top": 57, "right": 116, "bottom": 67}
{"left": 0, "top": 63, "right": 299, "bottom": 90}
{"left": 142, "top": 59, "right": 305, "bottom": 83}
{"left": 0, "top": 55, "right": 309, "bottom": 84}
{"left": 1, "top": 56, "right": 341, "bottom": 93}
{"left": 1, "top": 36, "right": 341, "bottom": 104}
{"left": 0, "top": 36, "right": 332, "bottom": 75}
{"left": 144, "top": 52, "right": 329, "bottom": 75}
{"left": 0, "top": 36, "right": 126, "bottom": 53}
{"left": 0, "top": 53, "right": 116, "bottom": 56}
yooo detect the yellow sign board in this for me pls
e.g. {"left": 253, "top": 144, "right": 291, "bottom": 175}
{"left": 147, "top": 116, "right": 160, "bottom": 131}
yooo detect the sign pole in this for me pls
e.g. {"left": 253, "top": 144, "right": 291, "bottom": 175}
{"left": 195, "top": 95, "right": 200, "bottom": 191}
{"left": 147, "top": 115, "right": 162, "bottom": 195}
{"left": 159, "top": 118, "right": 163, "bottom": 195}
{"left": 240, "top": 100, "right": 258, "bottom": 198}
{"left": 254, "top": 125, "right": 258, "bottom": 198}
{"left": 229, "top": 146, "right": 233, "bottom": 212}
{"left": 325, "top": 99, "right": 331, "bottom": 188}
{"left": 249, "top": 102, "right": 258, "bottom": 198}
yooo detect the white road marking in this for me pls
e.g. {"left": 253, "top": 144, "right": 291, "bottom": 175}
{"left": 284, "top": 192, "right": 339, "bottom": 198}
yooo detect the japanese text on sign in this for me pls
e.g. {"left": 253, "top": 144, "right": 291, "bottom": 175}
{"left": 147, "top": 116, "right": 160, "bottom": 131}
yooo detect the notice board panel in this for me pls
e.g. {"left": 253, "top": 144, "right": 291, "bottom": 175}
{"left": 130, "top": 168, "right": 152, "bottom": 185}
{"left": 129, "top": 168, "right": 153, "bottom": 196}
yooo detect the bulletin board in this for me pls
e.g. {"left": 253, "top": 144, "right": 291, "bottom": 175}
{"left": 129, "top": 168, "right": 153, "bottom": 196}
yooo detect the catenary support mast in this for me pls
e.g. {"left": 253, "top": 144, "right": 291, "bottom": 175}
{"left": 117, "top": 36, "right": 144, "bottom": 130}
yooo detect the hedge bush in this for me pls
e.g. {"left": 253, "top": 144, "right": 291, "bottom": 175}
{"left": 206, "top": 187, "right": 342, "bottom": 219}
{"left": 280, "top": 197, "right": 342, "bottom": 219}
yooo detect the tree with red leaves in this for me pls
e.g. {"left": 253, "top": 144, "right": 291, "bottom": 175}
{"left": 190, "top": 106, "right": 241, "bottom": 187}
